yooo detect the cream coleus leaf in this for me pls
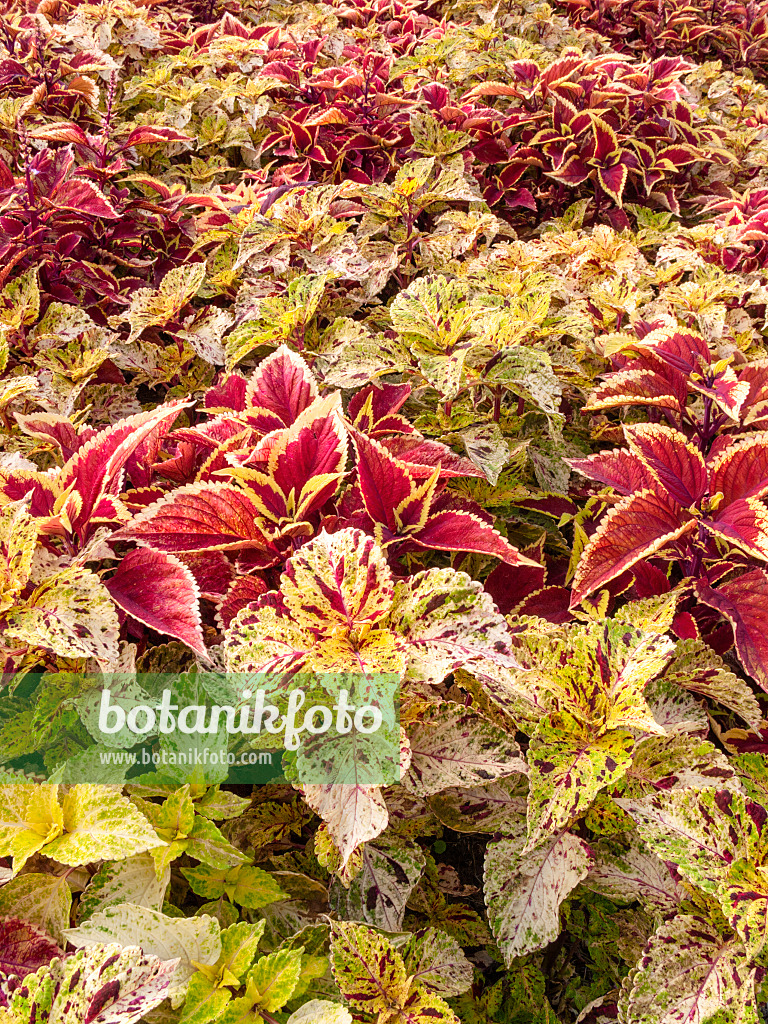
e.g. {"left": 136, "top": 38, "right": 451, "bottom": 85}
{"left": 286, "top": 1000, "right": 352, "bottom": 1024}
{"left": 526, "top": 711, "right": 634, "bottom": 848}
{"left": 388, "top": 567, "right": 518, "bottom": 686}
{"left": 302, "top": 783, "right": 388, "bottom": 868}
{"left": 616, "top": 789, "right": 760, "bottom": 896}
{"left": 1, "top": 943, "right": 178, "bottom": 1024}
{"left": 484, "top": 822, "right": 592, "bottom": 963}
{"left": 0, "top": 872, "right": 73, "bottom": 945}
{"left": 403, "top": 703, "right": 526, "bottom": 797}
{"left": 0, "top": 501, "right": 38, "bottom": 613}
{"left": 0, "top": 785, "right": 64, "bottom": 874}
{"left": 78, "top": 853, "right": 170, "bottom": 922}
{"left": 4, "top": 567, "right": 120, "bottom": 668}
{"left": 330, "top": 834, "right": 426, "bottom": 931}
{"left": 64, "top": 904, "right": 221, "bottom": 1008}
{"left": 401, "top": 928, "right": 474, "bottom": 998}
{"left": 621, "top": 915, "right": 757, "bottom": 1024}
{"left": 583, "top": 834, "right": 685, "bottom": 915}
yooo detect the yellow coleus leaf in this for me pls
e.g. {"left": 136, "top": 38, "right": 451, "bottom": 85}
{"left": 0, "top": 784, "right": 64, "bottom": 874}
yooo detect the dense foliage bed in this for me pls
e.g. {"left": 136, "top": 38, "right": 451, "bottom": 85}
{"left": 2, "top": 0, "right": 768, "bottom": 1021}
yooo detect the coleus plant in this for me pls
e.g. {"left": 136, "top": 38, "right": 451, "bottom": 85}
{"left": 3, "top": 1, "right": 768, "bottom": 1023}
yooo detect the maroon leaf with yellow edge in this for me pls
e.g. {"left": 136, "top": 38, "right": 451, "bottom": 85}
{"left": 242, "top": 345, "right": 318, "bottom": 433}
{"left": 568, "top": 449, "right": 656, "bottom": 495}
{"left": 571, "top": 490, "right": 694, "bottom": 607}
{"left": 56, "top": 400, "right": 191, "bottom": 544}
{"left": 701, "top": 498, "right": 768, "bottom": 562}
{"left": 708, "top": 433, "right": 768, "bottom": 504}
{"left": 625, "top": 424, "right": 707, "bottom": 508}
{"left": 582, "top": 368, "right": 684, "bottom": 414}
{"left": 104, "top": 548, "right": 209, "bottom": 660}
{"left": 113, "top": 483, "right": 279, "bottom": 557}
{"left": 351, "top": 432, "right": 537, "bottom": 566}
{"left": 695, "top": 569, "right": 768, "bottom": 692}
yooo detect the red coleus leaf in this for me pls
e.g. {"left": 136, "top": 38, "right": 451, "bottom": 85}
{"left": 352, "top": 430, "right": 417, "bottom": 531}
{"left": 351, "top": 431, "right": 537, "bottom": 566}
{"left": 57, "top": 401, "right": 191, "bottom": 543}
{"left": 0, "top": 916, "right": 62, "bottom": 978}
{"left": 121, "top": 126, "right": 191, "bottom": 148}
{"left": 701, "top": 498, "right": 768, "bottom": 562}
{"left": 46, "top": 178, "right": 120, "bottom": 219}
{"left": 242, "top": 345, "right": 318, "bottom": 432}
{"left": 695, "top": 569, "right": 768, "bottom": 692}
{"left": 568, "top": 448, "right": 656, "bottom": 495}
{"left": 113, "top": 482, "right": 278, "bottom": 556}
{"left": 708, "top": 432, "right": 768, "bottom": 504}
{"left": 15, "top": 412, "right": 87, "bottom": 462}
{"left": 347, "top": 382, "right": 414, "bottom": 436}
{"left": 583, "top": 367, "right": 683, "bottom": 413}
{"left": 596, "top": 161, "right": 629, "bottom": 206}
{"left": 378, "top": 435, "right": 485, "bottom": 479}
{"left": 625, "top": 424, "right": 707, "bottom": 507}
{"left": 215, "top": 575, "right": 268, "bottom": 630}
{"left": 571, "top": 489, "right": 695, "bottom": 607}
{"left": 408, "top": 507, "right": 538, "bottom": 566}
{"left": 105, "top": 547, "right": 208, "bottom": 660}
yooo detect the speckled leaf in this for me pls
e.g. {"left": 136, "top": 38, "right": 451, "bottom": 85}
{"left": 281, "top": 528, "right": 393, "bottom": 629}
{"left": 78, "top": 854, "right": 169, "bottom": 923}
{"left": 401, "top": 928, "right": 473, "bottom": 998}
{"left": 616, "top": 789, "right": 759, "bottom": 896}
{"left": 302, "top": 784, "right": 388, "bottom": 868}
{"left": 5, "top": 567, "right": 120, "bottom": 668}
{"left": 3, "top": 943, "right": 178, "bottom": 1024}
{"left": 286, "top": 1000, "right": 352, "bottom": 1024}
{"left": 428, "top": 777, "right": 527, "bottom": 834}
{"left": 403, "top": 704, "right": 525, "bottom": 797}
{"left": 389, "top": 567, "right": 517, "bottom": 686}
{"left": 584, "top": 835, "right": 684, "bottom": 914}
{"left": 484, "top": 824, "right": 592, "bottom": 963}
{"left": 723, "top": 860, "right": 768, "bottom": 960}
{"left": 621, "top": 915, "right": 757, "bottom": 1024}
{"left": 526, "top": 712, "right": 634, "bottom": 846}
{"left": 64, "top": 904, "right": 220, "bottom": 1007}
{"left": 330, "top": 835, "right": 425, "bottom": 931}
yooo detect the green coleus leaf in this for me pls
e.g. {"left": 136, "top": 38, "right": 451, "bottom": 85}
{"left": 526, "top": 712, "right": 634, "bottom": 846}
{"left": 64, "top": 904, "right": 221, "bottom": 1008}
{"left": 621, "top": 914, "right": 757, "bottom": 1024}
{"left": 583, "top": 834, "right": 684, "bottom": 915}
{"left": 246, "top": 947, "right": 304, "bottom": 1013}
{"left": 1, "top": 943, "right": 178, "bottom": 1024}
{"left": 180, "top": 921, "right": 266, "bottom": 1024}
{"left": 180, "top": 863, "right": 289, "bottom": 910}
{"left": 484, "top": 822, "right": 593, "bottom": 963}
